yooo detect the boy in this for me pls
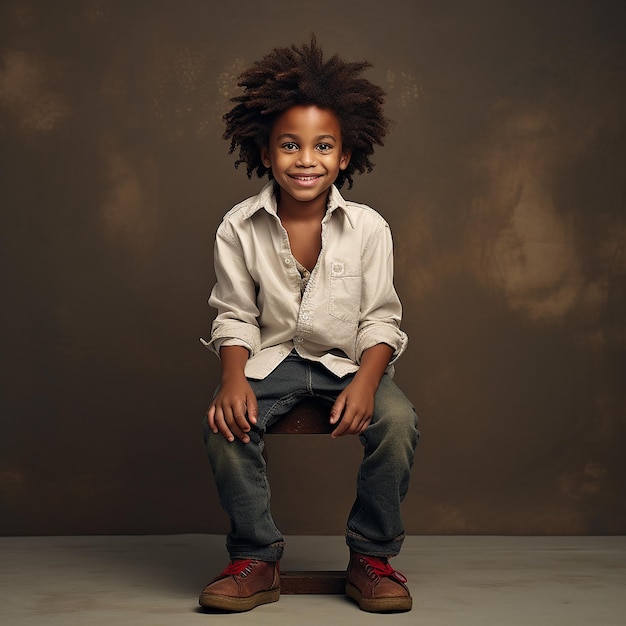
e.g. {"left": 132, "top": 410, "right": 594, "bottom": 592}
{"left": 199, "top": 37, "right": 419, "bottom": 613}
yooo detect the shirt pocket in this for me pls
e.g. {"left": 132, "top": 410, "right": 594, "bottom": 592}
{"left": 328, "top": 260, "right": 362, "bottom": 324}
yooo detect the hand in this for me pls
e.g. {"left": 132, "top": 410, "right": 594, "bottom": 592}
{"left": 329, "top": 378, "right": 376, "bottom": 438}
{"left": 329, "top": 343, "right": 393, "bottom": 438}
{"left": 207, "top": 378, "right": 258, "bottom": 443}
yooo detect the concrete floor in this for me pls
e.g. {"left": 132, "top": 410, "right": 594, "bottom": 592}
{"left": 1, "top": 534, "right": 624, "bottom": 625}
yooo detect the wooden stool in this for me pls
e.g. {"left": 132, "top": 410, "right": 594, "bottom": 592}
{"left": 264, "top": 398, "right": 347, "bottom": 595}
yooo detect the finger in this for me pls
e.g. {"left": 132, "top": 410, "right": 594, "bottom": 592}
{"left": 357, "top": 416, "right": 372, "bottom": 435}
{"left": 335, "top": 406, "right": 369, "bottom": 438}
{"left": 330, "top": 395, "right": 346, "bottom": 425}
{"left": 331, "top": 420, "right": 349, "bottom": 438}
{"left": 207, "top": 404, "right": 218, "bottom": 433}
{"left": 331, "top": 407, "right": 355, "bottom": 438}
{"left": 225, "top": 404, "right": 253, "bottom": 443}
{"left": 246, "top": 392, "right": 258, "bottom": 424}
{"left": 229, "top": 421, "right": 250, "bottom": 443}
{"left": 232, "top": 400, "right": 251, "bottom": 433}
{"left": 214, "top": 406, "right": 238, "bottom": 442}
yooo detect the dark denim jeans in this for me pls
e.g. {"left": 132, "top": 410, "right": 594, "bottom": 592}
{"left": 204, "top": 352, "right": 419, "bottom": 561}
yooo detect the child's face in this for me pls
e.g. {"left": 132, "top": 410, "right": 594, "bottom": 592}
{"left": 261, "top": 105, "right": 351, "bottom": 207}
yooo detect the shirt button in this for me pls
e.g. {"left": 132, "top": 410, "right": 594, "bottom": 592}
{"left": 284, "top": 257, "right": 292, "bottom": 265}
{"left": 294, "top": 336, "right": 304, "bottom": 343}
{"left": 301, "top": 313, "right": 310, "bottom": 321}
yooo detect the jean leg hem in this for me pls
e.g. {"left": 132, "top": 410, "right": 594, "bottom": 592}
{"left": 227, "top": 540, "right": 285, "bottom": 562}
{"left": 345, "top": 529, "right": 405, "bottom": 558}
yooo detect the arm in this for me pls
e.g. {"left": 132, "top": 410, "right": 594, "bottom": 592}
{"left": 354, "top": 222, "right": 408, "bottom": 365}
{"left": 329, "top": 342, "right": 393, "bottom": 438}
{"left": 329, "top": 218, "right": 405, "bottom": 437}
{"left": 206, "top": 221, "right": 260, "bottom": 443}
{"left": 207, "top": 345, "right": 258, "bottom": 443}
{"left": 206, "top": 223, "right": 262, "bottom": 357}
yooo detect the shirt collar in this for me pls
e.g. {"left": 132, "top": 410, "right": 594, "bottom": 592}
{"left": 241, "top": 181, "right": 355, "bottom": 229}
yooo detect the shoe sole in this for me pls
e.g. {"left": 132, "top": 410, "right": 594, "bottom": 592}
{"left": 345, "top": 582, "right": 412, "bottom": 613}
{"left": 199, "top": 587, "right": 280, "bottom": 612}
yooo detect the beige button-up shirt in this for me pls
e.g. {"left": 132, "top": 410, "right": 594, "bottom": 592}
{"left": 202, "top": 182, "right": 408, "bottom": 379}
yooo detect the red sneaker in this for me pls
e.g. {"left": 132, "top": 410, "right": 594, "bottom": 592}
{"left": 346, "top": 551, "right": 412, "bottom": 612}
{"left": 199, "top": 559, "right": 280, "bottom": 612}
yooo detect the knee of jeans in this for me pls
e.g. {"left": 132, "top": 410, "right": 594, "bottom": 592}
{"left": 205, "top": 428, "right": 265, "bottom": 474}
{"left": 372, "top": 402, "right": 419, "bottom": 449}
{"left": 395, "top": 405, "right": 419, "bottom": 439}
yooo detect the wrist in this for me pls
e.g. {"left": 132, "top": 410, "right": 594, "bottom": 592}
{"left": 219, "top": 345, "right": 249, "bottom": 383}
{"left": 352, "top": 369, "right": 386, "bottom": 393}
{"left": 221, "top": 369, "right": 247, "bottom": 384}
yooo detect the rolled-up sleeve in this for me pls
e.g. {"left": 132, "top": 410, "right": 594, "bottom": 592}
{"left": 355, "top": 222, "right": 408, "bottom": 364}
{"left": 204, "top": 223, "right": 262, "bottom": 358}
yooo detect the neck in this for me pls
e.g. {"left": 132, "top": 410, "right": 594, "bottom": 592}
{"left": 276, "top": 186, "right": 330, "bottom": 222}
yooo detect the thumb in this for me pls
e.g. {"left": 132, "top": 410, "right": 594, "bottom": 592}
{"left": 330, "top": 395, "right": 346, "bottom": 424}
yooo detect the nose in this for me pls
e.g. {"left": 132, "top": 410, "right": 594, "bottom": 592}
{"left": 296, "top": 147, "right": 317, "bottom": 167}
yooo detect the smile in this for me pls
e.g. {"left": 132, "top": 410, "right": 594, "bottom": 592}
{"left": 288, "top": 174, "right": 323, "bottom": 186}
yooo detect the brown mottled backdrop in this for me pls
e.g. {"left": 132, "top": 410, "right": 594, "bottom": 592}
{"left": 1, "top": 0, "right": 624, "bottom": 536}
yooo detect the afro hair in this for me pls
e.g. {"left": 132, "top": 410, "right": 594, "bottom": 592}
{"left": 223, "top": 36, "right": 389, "bottom": 189}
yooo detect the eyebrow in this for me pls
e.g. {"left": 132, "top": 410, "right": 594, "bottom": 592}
{"left": 276, "top": 133, "right": 337, "bottom": 142}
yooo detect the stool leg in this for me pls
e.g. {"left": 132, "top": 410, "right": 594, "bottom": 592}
{"left": 280, "top": 570, "right": 347, "bottom": 595}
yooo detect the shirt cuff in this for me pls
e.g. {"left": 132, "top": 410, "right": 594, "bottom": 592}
{"left": 201, "top": 322, "right": 261, "bottom": 358}
{"left": 355, "top": 324, "right": 408, "bottom": 365}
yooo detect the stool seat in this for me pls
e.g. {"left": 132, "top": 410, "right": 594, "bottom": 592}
{"left": 263, "top": 398, "right": 346, "bottom": 595}
{"left": 265, "top": 397, "right": 334, "bottom": 434}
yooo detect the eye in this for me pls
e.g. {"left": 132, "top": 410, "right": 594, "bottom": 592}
{"left": 281, "top": 142, "right": 299, "bottom": 152}
{"left": 317, "top": 143, "right": 333, "bottom": 152}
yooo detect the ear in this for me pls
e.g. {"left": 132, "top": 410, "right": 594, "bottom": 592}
{"left": 339, "top": 149, "right": 352, "bottom": 170}
{"left": 261, "top": 146, "right": 271, "bottom": 168}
